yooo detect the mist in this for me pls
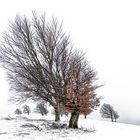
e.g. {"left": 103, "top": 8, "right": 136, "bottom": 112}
{"left": 0, "top": 0, "right": 140, "bottom": 125}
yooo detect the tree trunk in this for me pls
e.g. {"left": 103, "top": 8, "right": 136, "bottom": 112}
{"left": 111, "top": 111, "right": 113, "bottom": 122}
{"left": 111, "top": 116, "right": 114, "bottom": 122}
{"left": 69, "top": 112, "right": 79, "bottom": 129}
{"left": 84, "top": 115, "right": 87, "bottom": 119}
{"left": 54, "top": 109, "right": 60, "bottom": 121}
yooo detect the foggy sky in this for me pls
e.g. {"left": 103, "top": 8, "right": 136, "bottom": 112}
{"left": 0, "top": 0, "right": 140, "bottom": 125}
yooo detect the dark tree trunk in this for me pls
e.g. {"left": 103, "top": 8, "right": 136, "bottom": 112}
{"left": 54, "top": 109, "right": 60, "bottom": 121}
{"left": 84, "top": 115, "right": 87, "bottom": 119}
{"left": 69, "top": 112, "right": 79, "bottom": 129}
{"left": 111, "top": 116, "right": 114, "bottom": 122}
{"left": 111, "top": 111, "right": 113, "bottom": 122}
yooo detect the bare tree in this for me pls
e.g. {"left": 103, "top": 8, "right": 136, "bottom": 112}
{"left": 34, "top": 102, "right": 48, "bottom": 115}
{"left": 22, "top": 105, "right": 31, "bottom": 115}
{"left": 100, "top": 103, "right": 119, "bottom": 122}
{"left": 113, "top": 111, "right": 119, "bottom": 122}
{"left": 0, "top": 12, "right": 101, "bottom": 127}
{"left": 0, "top": 12, "right": 72, "bottom": 121}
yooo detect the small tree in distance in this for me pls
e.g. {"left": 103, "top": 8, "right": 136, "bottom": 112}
{"left": 113, "top": 111, "right": 119, "bottom": 122}
{"left": 35, "top": 102, "right": 48, "bottom": 116}
{"left": 22, "top": 105, "right": 30, "bottom": 115}
{"left": 100, "top": 103, "right": 119, "bottom": 122}
{"left": 14, "top": 108, "right": 22, "bottom": 115}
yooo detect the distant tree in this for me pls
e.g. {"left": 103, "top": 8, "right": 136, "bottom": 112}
{"left": 35, "top": 102, "right": 48, "bottom": 116}
{"left": 113, "top": 111, "right": 119, "bottom": 122}
{"left": 22, "top": 105, "right": 31, "bottom": 115}
{"left": 14, "top": 108, "right": 22, "bottom": 115}
{"left": 100, "top": 103, "right": 119, "bottom": 122}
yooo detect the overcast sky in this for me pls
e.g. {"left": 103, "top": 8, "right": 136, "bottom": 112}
{"left": 0, "top": 0, "right": 140, "bottom": 124}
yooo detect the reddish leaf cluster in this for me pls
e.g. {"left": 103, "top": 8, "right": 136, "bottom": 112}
{"left": 64, "top": 83, "right": 100, "bottom": 116}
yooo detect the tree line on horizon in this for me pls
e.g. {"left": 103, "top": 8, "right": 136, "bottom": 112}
{"left": 14, "top": 102, "right": 119, "bottom": 123}
{"left": 14, "top": 103, "right": 48, "bottom": 116}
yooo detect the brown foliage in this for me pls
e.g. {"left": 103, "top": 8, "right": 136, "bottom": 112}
{"left": 61, "top": 52, "right": 100, "bottom": 117}
{"left": 65, "top": 83, "right": 99, "bottom": 116}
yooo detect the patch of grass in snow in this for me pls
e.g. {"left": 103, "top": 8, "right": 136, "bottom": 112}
{"left": 1, "top": 115, "right": 15, "bottom": 120}
{"left": 15, "top": 132, "right": 30, "bottom": 137}
{"left": 20, "top": 123, "right": 42, "bottom": 131}
{"left": 0, "top": 132, "right": 7, "bottom": 135}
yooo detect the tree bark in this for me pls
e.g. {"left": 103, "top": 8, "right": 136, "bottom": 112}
{"left": 69, "top": 112, "right": 79, "bottom": 129}
{"left": 111, "top": 111, "right": 114, "bottom": 122}
{"left": 54, "top": 109, "right": 60, "bottom": 121}
{"left": 111, "top": 117, "right": 114, "bottom": 122}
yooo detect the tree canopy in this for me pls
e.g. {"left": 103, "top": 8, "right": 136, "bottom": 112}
{"left": 100, "top": 103, "right": 119, "bottom": 122}
{"left": 0, "top": 12, "right": 101, "bottom": 128}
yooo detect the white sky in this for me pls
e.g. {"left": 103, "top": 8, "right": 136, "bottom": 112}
{"left": 0, "top": 0, "right": 140, "bottom": 124}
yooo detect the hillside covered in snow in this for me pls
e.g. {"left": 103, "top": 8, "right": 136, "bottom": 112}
{"left": 0, "top": 114, "right": 140, "bottom": 140}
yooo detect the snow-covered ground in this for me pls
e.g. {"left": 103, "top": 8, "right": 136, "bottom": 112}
{"left": 0, "top": 114, "right": 140, "bottom": 140}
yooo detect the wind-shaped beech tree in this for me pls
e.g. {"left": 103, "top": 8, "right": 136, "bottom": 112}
{"left": 0, "top": 13, "right": 72, "bottom": 121}
{"left": 63, "top": 52, "right": 100, "bottom": 128}
{"left": 0, "top": 12, "right": 101, "bottom": 128}
{"left": 100, "top": 103, "right": 119, "bottom": 122}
